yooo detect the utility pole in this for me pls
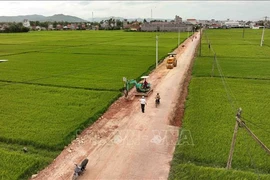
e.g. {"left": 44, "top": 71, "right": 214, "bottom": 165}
{"left": 178, "top": 27, "right": 180, "bottom": 46}
{"left": 227, "top": 108, "right": 270, "bottom": 170}
{"left": 199, "top": 26, "right": 202, "bottom": 56}
{"left": 242, "top": 21, "right": 245, "bottom": 38}
{"left": 226, "top": 108, "right": 242, "bottom": 170}
{"left": 156, "top": 33, "right": 158, "bottom": 69}
{"left": 92, "top": 12, "right": 94, "bottom": 23}
{"left": 260, "top": 16, "right": 268, "bottom": 46}
{"left": 236, "top": 114, "right": 270, "bottom": 155}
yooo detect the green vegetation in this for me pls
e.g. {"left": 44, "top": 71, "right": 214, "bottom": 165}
{"left": 170, "top": 29, "right": 270, "bottom": 179}
{"left": 0, "top": 83, "right": 119, "bottom": 149}
{"left": 0, "top": 31, "right": 184, "bottom": 90}
{"left": 170, "top": 163, "right": 270, "bottom": 180}
{"left": 0, "top": 149, "right": 42, "bottom": 180}
{"left": 0, "top": 30, "right": 188, "bottom": 179}
{"left": 0, "top": 23, "right": 30, "bottom": 33}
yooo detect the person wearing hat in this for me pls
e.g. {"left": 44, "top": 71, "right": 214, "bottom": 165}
{"left": 139, "top": 96, "right": 147, "bottom": 113}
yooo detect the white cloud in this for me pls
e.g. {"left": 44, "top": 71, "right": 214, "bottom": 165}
{"left": 0, "top": 1, "right": 269, "bottom": 21}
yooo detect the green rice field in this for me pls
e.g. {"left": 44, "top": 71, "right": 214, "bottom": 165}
{"left": 0, "top": 30, "right": 189, "bottom": 179}
{"left": 170, "top": 28, "right": 270, "bottom": 179}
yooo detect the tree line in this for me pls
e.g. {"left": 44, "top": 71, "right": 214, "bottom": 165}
{"left": 0, "top": 23, "right": 29, "bottom": 33}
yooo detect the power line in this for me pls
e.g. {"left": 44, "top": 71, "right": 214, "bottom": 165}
{"left": 242, "top": 117, "right": 270, "bottom": 135}
{"left": 204, "top": 29, "right": 239, "bottom": 113}
{"left": 237, "top": 116, "right": 270, "bottom": 155}
{"left": 215, "top": 56, "right": 239, "bottom": 112}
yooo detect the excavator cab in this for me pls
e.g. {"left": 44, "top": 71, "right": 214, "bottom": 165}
{"left": 140, "top": 76, "right": 151, "bottom": 90}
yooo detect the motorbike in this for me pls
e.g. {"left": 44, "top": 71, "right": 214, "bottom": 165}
{"left": 72, "top": 158, "right": 89, "bottom": 180}
{"left": 155, "top": 98, "right": 160, "bottom": 107}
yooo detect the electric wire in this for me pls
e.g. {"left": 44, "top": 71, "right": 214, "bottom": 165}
{"left": 206, "top": 31, "right": 238, "bottom": 113}
{"left": 205, "top": 29, "right": 269, "bottom": 176}
{"left": 242, "top": 117, "right": 270, "bottom": 135}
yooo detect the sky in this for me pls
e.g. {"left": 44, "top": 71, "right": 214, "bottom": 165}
{"left": 0, "top": 1, "right": 269, "bottom": 21}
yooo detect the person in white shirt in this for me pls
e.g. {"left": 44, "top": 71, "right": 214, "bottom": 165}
{"left": 139, "top": 96, "right": 147, "bottom": 113}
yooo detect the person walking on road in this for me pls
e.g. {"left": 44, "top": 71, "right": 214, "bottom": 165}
{"left": 139, "top": 96, "right": 147, "bottom": 113}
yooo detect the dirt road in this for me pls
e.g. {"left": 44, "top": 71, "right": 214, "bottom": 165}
{"left": 32, "top": 32, "right": 200, "bottom": 180}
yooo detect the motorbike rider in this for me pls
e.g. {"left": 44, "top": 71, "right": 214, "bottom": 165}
{"left": 73, "top": 158, "right": 88, "bottom": 179}
{"left": 155, "top": 93, "right": 160, "bottom": 104}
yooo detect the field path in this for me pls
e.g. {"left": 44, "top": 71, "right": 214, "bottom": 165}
{"left": 32, "top": 32, "right": 200, "bottom": 180}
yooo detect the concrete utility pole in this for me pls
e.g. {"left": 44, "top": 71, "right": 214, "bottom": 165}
{"left": 242, "top": 21, "right": 245, "bottom": 38}
{"left": 92, "top": 12, "right": 94, "bottom": 22}
{"left": 260, "top": 16, "right": 268, "bottom": 46}
{"left": 178, "top": 27, "right": 180, "bottom": 46}
{"left": 236, "top": 114, "right": 270, "bottom": 155}
{"left": 156, "top": 34, "right": 158, "bottom": 69}
{"left": 199, "top": 26, "right": 202, "bottom": 56}
{"left": 227, "top": 108, "right": 270, "bottom": 170}
{"left": 226, "top": 108, "right": 242, "bottom": 170}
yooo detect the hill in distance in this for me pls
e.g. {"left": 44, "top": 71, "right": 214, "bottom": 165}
{"left": 88, "top": 16, "right": 173, "bottom": 22}
{"left": 0, "top": 14, "right": 173, "bottom": 23}
{"left": 0, "top": 14, "right": 87, "bottom": 22}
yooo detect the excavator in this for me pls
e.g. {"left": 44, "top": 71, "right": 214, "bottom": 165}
{"left": 166, "top": 53, "right": 177, "bottom": 69}
{"left": 123, "top": 76, "right": 153, "bottom": 97}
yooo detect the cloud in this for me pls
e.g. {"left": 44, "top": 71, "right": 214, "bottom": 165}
{"left": 0, "top": 1, "right": 269, "bottom": 21}
{"left": 78, "top": 1, "right": 92, "bottom": 6}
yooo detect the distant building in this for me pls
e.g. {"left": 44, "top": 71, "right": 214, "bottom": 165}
{"left": 56, "top": 24, "right": 63, "bottom": 30}
{"left": 198, "top": 20, "right": 211, "bottom": 25}
{"left": 175, "top": 15, "right": 183, "bottom": 24}
{"left": 93, "top": 25, "right": 99, "bottom": 30}
{"left": 224, "top": 21, "right": 240, "bottom": 28}
{"left": 70, "top": 24, "right": 76, "bottom": 30}
{"left": 100, "top": 20, "right": 109, "bottom": 29}
{"left": 23, "top": 19, "right": 30, "bottom": 28}
{"left": 141, "top": 15, "right": 193, "bottom": 32}
{"left": 48, "top": 24, "right": 54, "bottom": 30}
{"left": 208, "top": 24, "right": 222, "bottom": 29}
{"left": 0, "top": 24, "right": 4, "bottom": 31}
{"left": 252, "top": 26, "right": 260, "bottom": 29}
{"left": 249, "top": 23, "right": 263, "bottom": 29}
{"left": 122, "top": 19, "right": 141, "bottom": 31}
{"left": 186, "top": 19, "right": 197, "bottom": 25}
{"left": 123, "top": 19, "right": 128, "bottom": 29}
{"left": 35, "top": 26, "right": 41, "bottom": 31}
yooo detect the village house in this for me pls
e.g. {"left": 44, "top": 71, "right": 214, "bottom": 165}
{"left": 48, "top": 24, "right": 54, "bottom": 30}
{"left": 186, "top": 19, "right": 197, "bottom": 25}
{"left": 100, "top": 20, "right": 109, "bottom": 29}
{"left": 56, "top": 24, "right": 63, "bottom": 30}
{"left": 123, "top": 20, "right": 141, "bottom": 31}
{"left": 23, "top": 19, "right": 30, "bottom": 28}
{"left": 141, "top": 15, "right": 193, "bottom": 32}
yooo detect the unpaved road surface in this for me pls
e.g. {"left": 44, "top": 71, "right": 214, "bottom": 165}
{"left": 32, "top": 32, "right": 200, "bottom": 180}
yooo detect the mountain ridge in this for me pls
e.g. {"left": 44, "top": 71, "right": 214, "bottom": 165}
{"left": 0, "top": 14, "right": 173, "bottom": 23}
{"left": 0, "top": 14, "right": 87, "bottom": 22}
